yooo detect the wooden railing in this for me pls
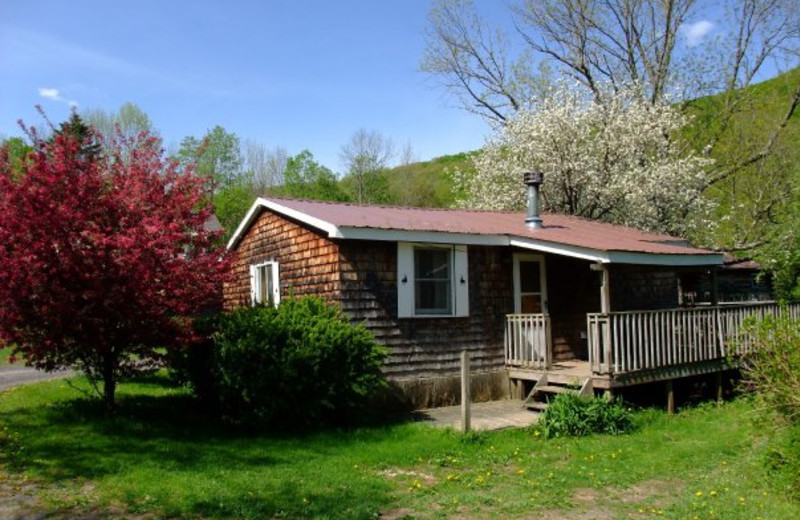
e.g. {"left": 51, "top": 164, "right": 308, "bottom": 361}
{"left": 587, "top": 302, "right": 800, "bottom": 375}
{"left": 505, "top": 314, "right": 551, "bottom": 370}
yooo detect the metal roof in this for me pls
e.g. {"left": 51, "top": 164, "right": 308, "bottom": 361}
{"left": 228, "top": 198, "right": 723, "bottom": 266}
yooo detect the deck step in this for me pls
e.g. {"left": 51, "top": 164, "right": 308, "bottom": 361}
{"left": 525, "top": 401, "right": 549, "bottom": 412}
{"left": 536, "top": 385, "right": 570, "bottom": 395}
{"left": 523, "top": 376, "right": 592, "bottom": 413}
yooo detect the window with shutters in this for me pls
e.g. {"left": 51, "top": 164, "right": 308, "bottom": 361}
{"left": 397, "top": 243, "right": 469, "bottom": 318}
{"left": 415, "top": 247, "right": 452, "bottom": 314}
{"left": 251, "top": 261, "right": 280, "bottom": 307}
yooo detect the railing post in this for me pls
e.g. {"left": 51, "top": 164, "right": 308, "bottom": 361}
{"left": 603, "top": 315, "right": 613, "bottom": 375}
{"left": 545, "top": 316, "right": 552, "bottom": 369}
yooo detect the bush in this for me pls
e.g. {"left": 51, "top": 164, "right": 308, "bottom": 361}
{"left": 537, "top": 393, "right": 635, "bottom": 438}
{"left": 740, "top": 312, "right": 800, "bottom": 424}
{"left": 177, "top": 297, "right": 386, "bottom": 428}
{"left": 740, "top": 312, "right": 800, "bottom": 497}
{"left": 765, "top": 424, "right": 800, "bottom": 500}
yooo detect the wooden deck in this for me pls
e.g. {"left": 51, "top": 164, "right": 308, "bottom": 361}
{"left": 506, "top": 302, "right": 800, "bottom": 391}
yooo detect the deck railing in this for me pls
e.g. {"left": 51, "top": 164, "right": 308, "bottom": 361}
{"left": 587, "top": 302, "right": 800, "bottom": 375}
{"left": 505, "top": 314, "right": 551, "bottom": 370}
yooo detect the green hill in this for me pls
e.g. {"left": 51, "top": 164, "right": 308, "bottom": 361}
{"left": 380, "top": 151, "right": 476, "bottom": 208}
{"left": 684, "top": 68, "right": 800, "bottom": 260}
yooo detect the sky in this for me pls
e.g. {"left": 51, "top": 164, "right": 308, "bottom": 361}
{"left": 0, "top": 1, "right": 740, "bottom": 173}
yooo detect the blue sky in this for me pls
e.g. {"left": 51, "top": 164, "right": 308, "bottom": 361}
{"left": 1, "top": 1, "right": 503, "bottom": 172}
{"left": 0, "top": 1, "right": 733, "bottom": 173}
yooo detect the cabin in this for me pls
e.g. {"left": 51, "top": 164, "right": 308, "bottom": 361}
{"left": 224, "top": 191, "right": 798, "bottom": 410}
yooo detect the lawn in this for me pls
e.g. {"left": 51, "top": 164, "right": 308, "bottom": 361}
{"left": 1, "top": 374, "right": 798, "bottom": 519}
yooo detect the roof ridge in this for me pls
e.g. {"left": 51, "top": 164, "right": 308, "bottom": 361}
{"left": 265, "top": 196, "right": 682, "bottom": 239}
{"left": 264, "top": 196, "right": 522, "bottom": 215}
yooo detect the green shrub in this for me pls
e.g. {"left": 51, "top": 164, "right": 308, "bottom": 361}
{"left": 537, "top": 393, "right": 635, "bottom": 438}
{"left": 177, "top": 297, "right": 386, "bottom": 428}
{"left": 740, "top": 312, "right": 800, "bottom": 497}
{"left": 740, "top": 312, "right": 800, "bottom": 424}
{"left": 765, "top": 424, "right": 800, "bottom": 500}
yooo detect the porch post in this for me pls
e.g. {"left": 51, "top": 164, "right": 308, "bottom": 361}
{"left": 600, "top": 266, "right": 611, "bottom": 314}
{"left": 590, "top": 263, "right": 613, "bottom": 374}
{"left": 666, "top": 380, "right": 675, "bottom": 415}
{"left": 599, "top": 265, "right": 612, "bottom": 373}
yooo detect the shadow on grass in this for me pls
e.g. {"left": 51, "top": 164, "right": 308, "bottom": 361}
{"left": 0, "top": 373, "right": 414, "bottom": 486}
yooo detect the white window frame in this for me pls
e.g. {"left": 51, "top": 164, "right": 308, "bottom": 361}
{"left": 250, "top": 261, "right": 280, "bottom": 307}
{"left": 397, "top": 242, "right": 469, "bottom": 318}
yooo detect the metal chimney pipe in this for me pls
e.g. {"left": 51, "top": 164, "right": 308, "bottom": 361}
{"left": 523, "top": 171, "right": 544, "bottom": 229}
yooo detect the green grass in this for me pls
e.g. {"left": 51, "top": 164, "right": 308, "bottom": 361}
{"left": 1, "top": 375, "right": 799, "bottom": 519}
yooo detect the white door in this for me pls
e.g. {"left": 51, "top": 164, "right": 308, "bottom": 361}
{"left": 511, "top": 253, "right": 549, "bottom": 363}
{"left": 513, "top": 253, "right": 548, "bottom": 314}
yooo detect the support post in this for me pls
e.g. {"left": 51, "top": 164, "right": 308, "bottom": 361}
{"left": 666, "top": 380, "right": 675, "bottom": 415}
{"left": 460, "top": 350, "right": 471, "bottom": 432}
{"left": 591, "top": 263, "right": 613, "bottom": 373}
{"left": 715, "top": 371, "right": 723, "bottom": 405}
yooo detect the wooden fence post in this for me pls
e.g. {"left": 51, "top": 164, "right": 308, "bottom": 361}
{"left": 461, "top": 350, "right": 471, "bottom": 432}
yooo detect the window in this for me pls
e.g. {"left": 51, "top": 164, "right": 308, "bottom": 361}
{"left": 415, "top": 248, "right": 452, "bottom": 314}
{"left": 250, "top": 261, "right": 280, "bottom": 307}
{"left": 397, "top": 243, "right": 468, "bottom": 318}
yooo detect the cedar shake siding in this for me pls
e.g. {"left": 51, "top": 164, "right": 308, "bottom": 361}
{"left": 223, "top": 209, "right": 514, "bottom": 407}
{"left": 223, "top": 211, "right": 340, "bottom": 309}
{"left": 610, "top": 266, "right": 680, "bottom": 311}
{"left": 338, "top": 242, "right": 512, "bottom": 380}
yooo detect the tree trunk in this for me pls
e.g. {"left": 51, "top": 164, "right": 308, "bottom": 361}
{"left": 102, "top": 350, "right": 117, "bottom": 411}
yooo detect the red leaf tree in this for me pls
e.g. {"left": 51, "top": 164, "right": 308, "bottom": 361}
{"left": 0, "top": 119, "right": 230, "bottom": 408}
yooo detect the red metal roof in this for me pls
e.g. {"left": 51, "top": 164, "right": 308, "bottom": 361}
{"left": 267, "top": 197, "right": 717, "bottom": 257}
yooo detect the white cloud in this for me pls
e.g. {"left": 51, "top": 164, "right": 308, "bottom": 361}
{"left": 37, "top": 86, "right": 78, "bottom": 107}
{"left": 683, "top": 20, "right": 714, "bottom": 46}
{"left": 38, "top": 87, "right": 62, "bottom": 101}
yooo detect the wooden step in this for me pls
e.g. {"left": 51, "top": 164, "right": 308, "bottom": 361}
{"left": 525, "top": 401, "right": 549, "bottom": 412}
{"left": 522, "top": 376, "right": 594, "bottom": 413}
{"left": 536, "top": 384, "right": 571, "bottom": 394}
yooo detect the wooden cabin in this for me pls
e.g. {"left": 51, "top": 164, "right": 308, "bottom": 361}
{"left": 224, "top": 197, "right": 798, "bottom": 409}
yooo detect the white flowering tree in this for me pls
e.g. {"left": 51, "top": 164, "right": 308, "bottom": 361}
{"left": 456, "top": 83, "right": 714, "bottom": 237}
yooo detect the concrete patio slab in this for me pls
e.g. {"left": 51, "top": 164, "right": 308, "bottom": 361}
{"left": 413, "top": 399, "right": 539, "bottom": 431}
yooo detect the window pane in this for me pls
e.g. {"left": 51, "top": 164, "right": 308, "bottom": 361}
{"left": 520, "top": 294, "right": 542, "bottom": 314}
{"left": 415, "top": 249, "right": 450, "bottom": 280}
{"left": 258, "top": 266, "right": 268, "bottom": 304}
{"left": 415, "top": 280, "right": 452, "bottom": 314}
{"left": 519, "top": 261, "right": 541, "bottom": 293}
{"left": 414, "top": 248, "right": 452, "bottom": 314}
{"left": 266, "top": 266, "right": 275, "bottom": 307}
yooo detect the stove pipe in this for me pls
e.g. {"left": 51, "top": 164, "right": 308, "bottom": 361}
{"left": 523, "top": 171, "right": 544, "bottom": 229}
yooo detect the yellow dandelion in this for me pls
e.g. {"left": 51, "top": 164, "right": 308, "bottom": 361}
{"left": 695, "top": 491, "right": 703, "bottom": 497}
{"left": 710, "top": 490, "right": 718, "bottom": 497}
